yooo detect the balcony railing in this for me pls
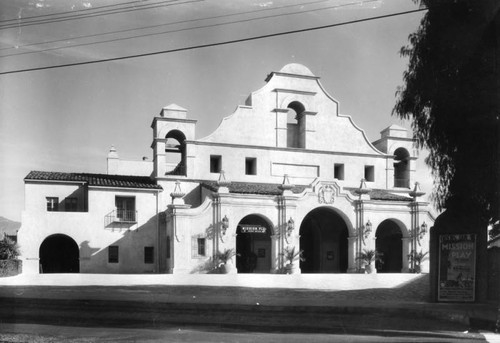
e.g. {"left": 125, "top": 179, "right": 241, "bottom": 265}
{"left": 105, "top": 209, "right": 137, "bottom": 226}
{"left": 394, "top": 178, "right": 410, "bottom": 188}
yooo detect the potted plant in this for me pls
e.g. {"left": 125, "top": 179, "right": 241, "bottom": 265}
{"left": 281, "top": 246, "right": 304, "bottom": 274}
{"left": 356, "top": 249, "right": 383, "bottom": 274}
{"left": 408, "top": 250, "right": 428, "bottom": 273}
{"left": 0, "top": 236, "right": 21, "bottom": 277}
{"left": 214, "top": 248, "right": 237, "bottom": 274}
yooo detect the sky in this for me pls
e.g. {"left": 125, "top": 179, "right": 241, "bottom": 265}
{"left": 0, "top": 0, "right": 432, "bottom": 221}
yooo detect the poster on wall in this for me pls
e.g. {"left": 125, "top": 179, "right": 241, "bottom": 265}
{"left": 438, "top": 234, "right": 476, "bottom": 302}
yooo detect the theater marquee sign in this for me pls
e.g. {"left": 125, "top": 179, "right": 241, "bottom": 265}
{"left": 438, "top": 234, "right": 476, "bottom": 302}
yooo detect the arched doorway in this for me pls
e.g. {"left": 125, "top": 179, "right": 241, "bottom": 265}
{"left": 236, "top": 215, "right": 272, "bottom": 273}
{"left": 375, "top": 220, "right": 403, "bottom": 273}
{"left": 39, "top": 234, "right": 80, "bottom": 273}
{"left": 299, "top": 207, "right": 349, "bottom": 273}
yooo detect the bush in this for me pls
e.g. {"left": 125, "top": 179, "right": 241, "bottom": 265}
{"left": 0, "top": 237, "right": 19, "bottom": 260}
{"left": 0, "top": 259, "right": 22, "bottom": 277}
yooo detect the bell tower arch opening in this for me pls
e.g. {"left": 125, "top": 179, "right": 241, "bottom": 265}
{"left": 286, "top": 101, "right": 306, "bottom": 149}
{"left": 299, "top": 207, "right": 349, "bottom": 273}
{"left": 236, "top": 214, "right": 273, "bottom": 273}
{"left": 375, "top": 220, "right": 403, "bottom": 273}
{"left": 39, "top": 234, "right": 80, "bottom": 273}
{"left": 394, "top": 147, "right": 410, "bottom": 188}
{"left": 165, "top": 130, "right": 187, "bottom": 176}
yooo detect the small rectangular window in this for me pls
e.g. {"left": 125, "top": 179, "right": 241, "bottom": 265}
{"left": 197, "top": 238, "right": 206, "bottom": 256}
{"left": 144, "top": 247, "right": 154, "bottom": 264}
{"left": 364, "top": 165, "right": 375, "bottom": 182}
{"left": 334, "top": 164, "right": 344, "bottom": 180}
{"left": 115, "top": 196, "right": 136, "bottom": 222}
{"left": 245, "top": 157, "right": 257, "bottom": 175}
{"left": 108, "top": 246, "right": 119, "bottom": 263}
{"left": 210, "top": 155, "right": 221, "bottom": 173}
{"left": 46, "top": 197, "right": 59, "bottom": 211}
{"left": 65, "top": 197, "right": 78, "bottom": 212}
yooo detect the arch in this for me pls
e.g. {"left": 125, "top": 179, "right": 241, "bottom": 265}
{"left": 165, "top": 129, "right": 187, "bottom": 176}
{"left": 299, "top": 207, "right": 349, "bottom": 273}
{"left": 39, "top": 234, "right": 79, "bottom": 273}
{"left": 236, "top": 214, "right": 273, "bottom": 273}
{"left": 375, "top": 219, "right": 403, "bottom": 273}
{"left": 286, "top": 101, "right": 306, "bottom": 148}
{"left": 394, "top": 147, "right": 410, "bottom": 188}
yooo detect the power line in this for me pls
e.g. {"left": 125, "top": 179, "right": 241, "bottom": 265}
{"left": 0, "top": 0, "right": 156, "bottom": 23}
{"left": 0, "top": 8, "right": 428, "bottom": 76}
{"left": 0, "top": 0, "right": 337, "bottom": 52}
{"left": 0, "top": 0, "right": 199, "bottom": 30}
{"left": 0, "top": 0, "right": 380, "bottom": 58}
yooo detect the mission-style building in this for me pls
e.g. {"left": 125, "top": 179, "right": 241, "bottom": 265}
{"left": 18, "top": 64, "right": 434, "bottom": 275}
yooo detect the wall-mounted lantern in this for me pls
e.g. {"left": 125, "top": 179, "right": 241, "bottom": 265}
{"left": 221, "top": 215, "right": 229, "bottom": 236}
{"left": 359, "top": 220, "right": 372, "bottom": 244}
{"left": 410, "top": 221, "right": 428, "bottom": 246}
{"left": 286, "top": 217, "right": 295, "bottom": 237}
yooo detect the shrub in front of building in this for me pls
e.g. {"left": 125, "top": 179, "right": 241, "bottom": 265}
{"left": 0, "top": 237, "right": 22, "bottom": 277}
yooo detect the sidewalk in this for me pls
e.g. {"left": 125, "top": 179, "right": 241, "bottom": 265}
{"left": 0, "top": 273, "right": 497, "bottom": 331}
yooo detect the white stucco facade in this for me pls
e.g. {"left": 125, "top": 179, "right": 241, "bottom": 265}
{"left": 18, "top": 64, "right": 434, "bottom": 275}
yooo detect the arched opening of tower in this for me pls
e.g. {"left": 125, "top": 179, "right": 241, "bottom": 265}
{"left": 39, "top": 234, "right": 80, "bottom": 273}
{"left": 165, "top": 130, "right": 187, "bottom": 176}
{"left": 236, "top": 215, "right": 272, "bottom": 273}
{"left": 375, "top": 220, "right": 403, "bottom": 273}
{"left": 299, "top": 207, "right": 349, "bottom": 273}
{"left": 286, "top": 101, "right": 306, "bottom": 149}
{"left": 394, "top": 147, "right": 410, "bottom": 188}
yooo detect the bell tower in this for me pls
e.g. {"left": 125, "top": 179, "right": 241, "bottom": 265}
{"left": 151, "top": 104, "right": 197, "bottom": 179}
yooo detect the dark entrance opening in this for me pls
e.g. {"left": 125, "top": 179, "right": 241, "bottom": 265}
{"left": 39, "top": 234, "right": 80, "bottom": 273}
{"left": 375, "top": 220, "right": 403, "bottom": 273}
{"left": 236, "top": 215, "right": 272, "bottom": 273}
{"left": 299, "top": 207, "right": 348, "bottom": 273}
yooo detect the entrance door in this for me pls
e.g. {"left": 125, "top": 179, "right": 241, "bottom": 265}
{"left": 236, "top": 215, "right": 272, "bottom": 273}
{"left": 299, "top": 207, "right": 348, "bottom": 273}
{"left": 39, "top": 234, "right": 80, "bottom": 273}
{"left": 375, "top": 220, "right": 403, "bottom": 273}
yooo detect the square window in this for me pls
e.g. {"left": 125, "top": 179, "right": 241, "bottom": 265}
{"left": 46, "top": 197, "right": 59, "bottom": 211}
{"left": 364, "top": 165, "right": 375, "bottom": 182}
{"left": 245, "top": 157, "right": 257, "bottom": 175}
{"left": 144, "top": 246, "right": 154, "bottom": 264}
{"left": 334, "top": 164, "right": 344, "bottom": 180}
{"left": 210, "top": 155, "right": 222, "bottom": 173}
{"left": 65, "top": 197, "right": 78, "bottom": 212}
{"left": 108, "top": 246, "right": 119, "bottom": 263}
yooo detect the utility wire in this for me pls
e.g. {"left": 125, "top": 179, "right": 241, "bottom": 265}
{"left": 0, "top": 0, "right": 156, "bottom": 23}
{"left": 0, "top": 0, "right": 380, "bottom": 58}
{"left": 0, "top": 8, "right": 428, "bottom": 76}
{"left": 0, "top": 0, "right": 198, "bottom": 30}
{"left": 0, "top": 0, "right": 337, "bottom": 52}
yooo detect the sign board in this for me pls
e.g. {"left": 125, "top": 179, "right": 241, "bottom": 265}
{"left": 438, "top": 234, "right": 476, "bottom": 302}
{"left": 239, "top": 225, "right": 267, "bottom": 234}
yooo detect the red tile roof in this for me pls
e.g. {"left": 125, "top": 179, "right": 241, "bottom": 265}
{"left": 345, "top": 188, "right": 413, "bottom": 202}
{"left": 25, "top": 171, "right": 162, "bottom": 190}
{"left": 201, "top": 181, "right": 305, "bottom": 195}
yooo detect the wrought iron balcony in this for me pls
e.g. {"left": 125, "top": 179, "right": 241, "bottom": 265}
{"left": 394, "top": 178, "right": 410, "bottom": 188}
{"left": 105, "top": 209, "right": 137, "bottom": 226}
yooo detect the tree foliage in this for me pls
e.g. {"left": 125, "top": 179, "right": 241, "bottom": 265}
{"left": 0, "top": 237, "right": 20, "bottom": 260}
{"left": 394, "top": 0, "right": 499, "bottom": 225}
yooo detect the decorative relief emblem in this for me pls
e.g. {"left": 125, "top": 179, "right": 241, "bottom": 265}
{"left": 318, "top": 185, "right": 335, "bottom": 204}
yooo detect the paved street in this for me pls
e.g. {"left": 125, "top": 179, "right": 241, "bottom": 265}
{"left": 0, "top": 273, "right": 498, "bottom": 342}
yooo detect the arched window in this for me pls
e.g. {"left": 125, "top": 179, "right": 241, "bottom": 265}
{"left": 286, "top": 101, "right": 306, "bottom": 148}
{"left": 394, "top": 147, "right": 410, "bottom": 188}
{"left": 165, "top": 130, "right": 186, "bottom": 176}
